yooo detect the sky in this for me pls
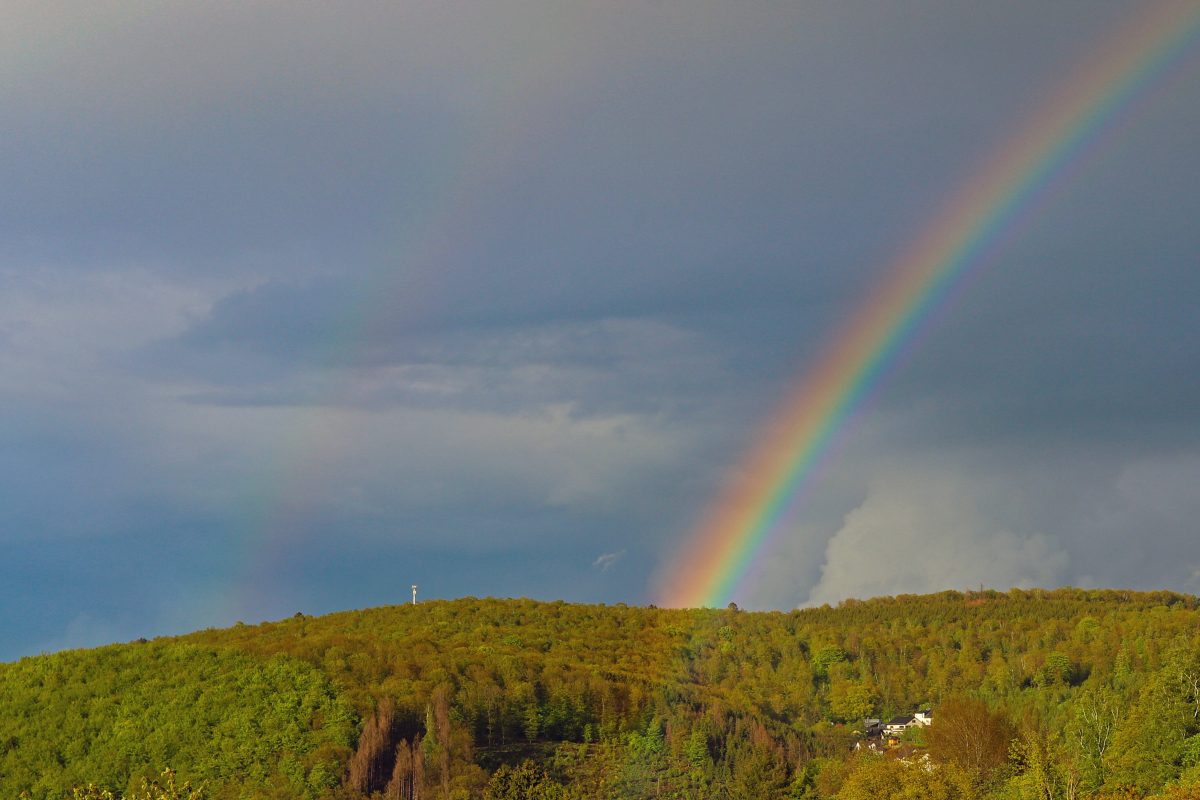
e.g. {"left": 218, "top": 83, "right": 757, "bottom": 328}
{"left": 2, "top": 1, "right": 1198, "bottom": 660}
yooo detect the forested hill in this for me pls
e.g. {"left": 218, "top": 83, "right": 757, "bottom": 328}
{"left": 3, "top": 589, "right": 1200, "bottom": 800}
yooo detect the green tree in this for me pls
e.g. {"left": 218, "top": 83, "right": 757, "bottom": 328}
{"left": 627, "top": 718, "right": 664, "bottom": 760}
{"left": 483, "top": 761, "right": 565, "bottom": 800}
{"left": 812, "top": 646, "right": 847, "bottom": 681}
{"left": 683, "top": 728, "right": 710, "bottom": 769}
{"left": 729, "top": 743, "right": 790, "bottom": 800}
{"left": 72, "top": 770, "right": 204, "bottom": 800}
{"left": 829, "top": 680, "right": 874, "bottom": 723}
{"left": 1008, "top": 722, "right": 1077, "bottom": 800}
{"left": 1068, "top": 684, "right": 1122, "bottom": 791}
{"left": 835, "top": 756, "right": 902, "bottom": 800}
{"left": 523, "top": 704, "right": 541, "bottom": 743}
{"left": 1038, "top": 652, "right": 1074, "bottom": 687}
{"left": 1105, "top": 671, "right": 1190, "bottom": 794}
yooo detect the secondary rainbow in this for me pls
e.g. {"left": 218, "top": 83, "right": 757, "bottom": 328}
{"left": 657, "top": 1, "right": 1200, "bottom": 609}
{"left": 221, "top": 11, "right": 616, "bottom": 620}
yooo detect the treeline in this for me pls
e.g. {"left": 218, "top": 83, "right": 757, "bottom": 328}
{"left": 2, "top": 589, "right": 1200, "bottom": 798}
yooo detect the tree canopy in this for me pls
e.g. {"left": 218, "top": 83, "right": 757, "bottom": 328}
{"left": 2, "top": 589, "right": 1200, "bottom": 799}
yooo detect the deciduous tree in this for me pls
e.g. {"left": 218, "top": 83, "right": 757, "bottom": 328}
{"left": 926, "top": 695, "right": 1016, "bottom": 784}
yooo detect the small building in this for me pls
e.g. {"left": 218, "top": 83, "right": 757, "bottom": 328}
{"left": 913, "top": 709, "right": 933, "bottom": 727}
{"left": 884, "top": 715, "right": 914, "bottom": 737}
{"left": 854, "top": 738, "right": 884, "bottom": 754}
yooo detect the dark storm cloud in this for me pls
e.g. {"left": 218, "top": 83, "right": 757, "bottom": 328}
{"left": 878, "top": 174, "right": 1200, "bottom": 449}
{"left": 2, "top": 1, "right": 1199, "bottom": 656}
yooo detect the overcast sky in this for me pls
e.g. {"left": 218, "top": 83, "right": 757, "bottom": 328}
{"left": 2, "top": 1, "right": 1198, "bottom": 660}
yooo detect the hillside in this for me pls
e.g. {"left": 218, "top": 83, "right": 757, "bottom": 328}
{"left": 3, "top": 589, "right": 1200, "bottom": 799}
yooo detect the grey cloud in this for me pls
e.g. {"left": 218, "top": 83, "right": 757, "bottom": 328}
{"left": 736, "top": 441, "right": 1200, "bottom": 610}
{"left": 2, "top": 1, "right": 1199, "bottom": 657}
{"left": 804, "top": 469, "right": 1069, "bottom": 606}
{"left": 146, "top": 272, "right": 744, "bottom": 421}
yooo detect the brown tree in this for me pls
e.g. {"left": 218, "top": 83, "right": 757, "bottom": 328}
{"left": 926, "top": 695, "right": 1016, "bottom": 783}
{"left": 348, "top": 699, "right": 397, "bottom": 794}
{"left": 386, "top": 739, "right": 414, "bottom": 800}
{"left": 413, "top": 734, "right": 426, "bottom": 800}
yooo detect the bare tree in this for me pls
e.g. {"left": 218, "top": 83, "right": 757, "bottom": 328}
{"left": 926, "top": 695, "right": 1016, "bottom": 783}
{"left": 348, "top": 699, "right": 397, "bottom": 794}
{"left": 386, "top": 739, "right": 414, "bottom": 800}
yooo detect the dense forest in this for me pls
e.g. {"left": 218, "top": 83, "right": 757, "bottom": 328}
{"left": 4, "top": 589, "right": 1200, "bottom": 799}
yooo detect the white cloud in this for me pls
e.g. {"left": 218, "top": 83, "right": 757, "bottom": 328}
{"left": 805, "top": 469, "right": 1068, "bottom": 605}
{"left": 593, "top": 550, "right": 626, "bottom": 571}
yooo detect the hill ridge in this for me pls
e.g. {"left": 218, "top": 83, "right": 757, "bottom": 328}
{"left": 4, "top": 588, "right": 1200, "bottom": 799}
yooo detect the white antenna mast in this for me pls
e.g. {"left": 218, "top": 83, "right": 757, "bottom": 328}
{"left": 411, "top": 584, "right": 418, "bottom": 605}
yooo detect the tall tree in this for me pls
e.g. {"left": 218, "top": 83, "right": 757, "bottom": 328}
{"left": 1068, "top": 685, "right": 1121, "bottom": 791}
{"left": 348, "top": 699, "right": 396, "bottom": 795}
{"left": 926, "top": 695, "right": 1016, "bottom": 784}
{"left": 1105, "top": 672, "right": 1190, "bottom": 794}
{"left": 385, "top": 739, "right": 414, "bottom": 800}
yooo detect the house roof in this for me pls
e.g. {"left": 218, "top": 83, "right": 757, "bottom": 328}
{"left": 887, "top": 715, "right": 914, "bottom": 725}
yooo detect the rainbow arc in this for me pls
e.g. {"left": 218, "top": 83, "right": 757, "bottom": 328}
{"left": 657, "top": 1, "right": 1200, "bottom": 609}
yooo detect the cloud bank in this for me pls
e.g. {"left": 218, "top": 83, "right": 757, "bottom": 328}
{"left": 1, "top": 1, "right": 1197, "bottom": 657}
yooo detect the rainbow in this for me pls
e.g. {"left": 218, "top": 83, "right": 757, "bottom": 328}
{"left": 657, "top": 1, "right": 1200, "bottom": 609}
{"left": 223, "top": 10, "right": 617, "bottom": 620}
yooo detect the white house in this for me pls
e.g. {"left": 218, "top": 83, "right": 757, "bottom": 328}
{"left": 884, "top": 715, "right": 914, "bottom": 737}
{"left": 882, "top": 709, "right": 934, "bottom": 740}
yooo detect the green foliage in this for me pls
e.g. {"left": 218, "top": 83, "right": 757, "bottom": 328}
{"left": 683, "top": 728, "right": 710, "bottom": 769}
{"left": 1005, "top": 721, "right": 1075, "bottom": 800}
{"left": 1068, "top": 684, "right": 1123, "bottom": 791}
{"left": 74, "top": 769, "right": 205, "bottom": 800}
{"left": 1037, "top": 652, "right": 1075, "bottom": 687}
{"left": 3, "top": 589, "right": 1200, "bottom": 799}
{"left": 483, "top": 760, "right": 565, "bottom": 800}
{"left": 1105, "top": 670, "right": 1192, "bottom": 793}
{"left": 899, "top": 722, "right": 926, "bottom": 747}
{"left": 812, "top": 645, "right": 847, "bottom": 680}
{"left": 836, "top": 755, "right": 979, "bottom": 800}
{"left": 0, "top": 645, "right": 352, "bottom": 800}
{"left": 522, "top": 704, "right": 541, "bottom": 743}
{"left": 829, "top": 680, "right": 874, "bottom": 722}
{"left": 834, "top": 756, "right": 903, "bottom": 800}
{"left": 625, "top": 718, "right": 664, "bottom": 760}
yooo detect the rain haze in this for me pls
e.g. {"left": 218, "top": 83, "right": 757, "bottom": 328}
{"left": 2, "top": 1, "right": 1198, "bottom": 660}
